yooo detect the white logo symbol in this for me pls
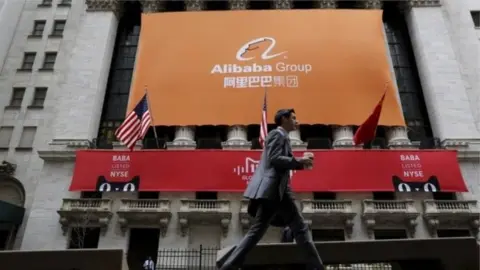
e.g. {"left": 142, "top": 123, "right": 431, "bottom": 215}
{"left": 235, "top": 37, "right": 287, "bottom": 62}
{"left": 233, "top": 157, "right": 297, "bottom": 182}
{"left": 234, "top": 157, "right": 259, "bottom": 176}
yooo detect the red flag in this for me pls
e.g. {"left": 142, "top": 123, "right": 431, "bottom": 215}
{"left": 353, "top": 90, "right": 387, "bottom": 145}
{"left": 259, "top": 88, "right": 268, "bottom": 148}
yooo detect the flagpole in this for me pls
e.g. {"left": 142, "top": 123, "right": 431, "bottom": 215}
{"left": 144, "top": 85, "right": 160, "bottom": 149}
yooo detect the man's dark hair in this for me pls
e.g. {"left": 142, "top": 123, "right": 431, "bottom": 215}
{"left": 274, "top": 108, "right": 295, "bottom": 126}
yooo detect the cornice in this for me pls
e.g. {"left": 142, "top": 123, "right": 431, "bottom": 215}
{"left": 442, "top": 139, "right": 480, "bottom": 161}
{"left": 406, "top": 0, "right": 441, "bottom": 8}
{"left": 85, "top": 0, "right": 122, "bottom": 17}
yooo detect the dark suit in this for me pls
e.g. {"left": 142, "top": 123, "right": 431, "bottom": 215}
{"left": 218, "top": 128, "right": 324, "bottom": 270}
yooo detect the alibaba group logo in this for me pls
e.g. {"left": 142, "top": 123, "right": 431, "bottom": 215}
{"left": 236, "top": 37, "right": 287, "bottom": 61}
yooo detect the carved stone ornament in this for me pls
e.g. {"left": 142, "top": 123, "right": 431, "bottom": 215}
{"left": 0, "top": 161, "right": 16, "bottom": 176}
{"left": 274, "top": 0, "right": 293, "bottom": 10}
{"left": 364, "top": 218, "right": 376, "bottom": 239}
{"left": 140, "top": 0, "right": 164, "bottom": 13}
{"left": 221, "top": 218, "right": 231, "bottom": 237}
{"left": 240, "top": 217, "right": 250, "bottom": 232}
{"left": 316, "top": 0, "right": 337, "bottom": 9}
{"left": 85, "top": 0, "right": 122, "bottom": 17}
{"left": 159, "top": 217, "right": 169, "bottom": 236}
{"left": 59, "top": 215, "right": 111, "bottom": 236}
{"left": 426, "top": 218, "right": 440, "bottom": 235}
{"left": 362, "top": 0, "right": 383, "bottom": 9}
{"left": 179, "top": 218, "right": 189, "bottom": 237}
{"left": 185, "top": 0, "right": 204, "bottom": 11}
{"left": 344, "top": 219, "right": 354, "bottom": 239}
{"left": 229, "top": 0, "right": 248, "bottom": 10}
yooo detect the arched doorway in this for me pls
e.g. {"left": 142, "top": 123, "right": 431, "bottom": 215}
{"left": 0, "top": 171, "right": 26, "bottom": 250}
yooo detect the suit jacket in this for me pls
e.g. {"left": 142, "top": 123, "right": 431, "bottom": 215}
{"left": 244, "top": 127, "right": 304, "bottom": 226}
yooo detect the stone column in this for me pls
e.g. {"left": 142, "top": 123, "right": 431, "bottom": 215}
{"left": 166, "top": 0, "right": 206, "bottom": 149}
{"left": 313, "top": 0, "right": 356, "bottom": 149}
{"left": 442, "top": 1, "right": 480, "bottom": 130}
{"left": 404, "top": 0, "right": 479, "bottom": 140}
{"left": 50, "top": 0, "right": 120, "bottom": 143}
{"left": 387, "top": 126, "right": 412, "bottom": 148}
{"left": 313, "top": 0, "right": 354, "bottom": 149}
{"left": 222, "top": 125, "right": 251, "bottom": 149}
{"left": 221, "top": 0, "right": 251, "bottom": 150}
{"left": 361, "top": 0, "right": 412, "bottom": 149}
{"left": 289, "top": 130, "right": 307, "bottom": 150}
{"left": 332, "top": 126, "right": 354, "bottom": 148}
{"left": 274, "top": 0, "right": 309, "bottom": 149}
{"left": 136, "top": 2, "right": 163, "bottom": 148}
{"left": 166, "top": 126, "right": 197, "bottom": 149}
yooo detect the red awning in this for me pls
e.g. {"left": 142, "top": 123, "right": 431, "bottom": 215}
{"left": 69, "top": 150, "right": 468, "bottom": 193}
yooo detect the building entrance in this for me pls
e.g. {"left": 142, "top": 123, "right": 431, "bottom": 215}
{"left": 127, "top": 228, "right": 160, "bottom": 270}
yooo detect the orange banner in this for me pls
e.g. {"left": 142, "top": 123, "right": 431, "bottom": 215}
{"left": 129, "top": 10, "right": 405, "bottom": 126}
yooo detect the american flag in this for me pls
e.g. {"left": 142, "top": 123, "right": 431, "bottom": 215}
{"left": 259, "top": 88, "right": 268, "bottom": 148}
{"left": 115, "top": 94, "right": 151, "bottom": 150}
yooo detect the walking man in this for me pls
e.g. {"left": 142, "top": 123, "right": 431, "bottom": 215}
{"left": 217, "top": 109, "right": 324, "bottom": 270}
{"left": 143, "top": 256, "right": 154, "bottom": 270}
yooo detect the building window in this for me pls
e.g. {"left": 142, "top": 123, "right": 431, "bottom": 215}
{"left": 471, "top": 11, "right": 480, "bottom": 28}
{"left": 0, "top": 127, "right": 14, "bottom": 149}
{"left": 138, "top": 192, "right": 160, "bottom": 199}
{"left": 373, "top": 192, "right": 395, "bottom": 200}
{"left": 30, "top": 20, "right": 46, "bottom": 37}
{"left": 437, "top": 229, "right": 471, "bottom": 238}
{"left": 195, "top": 192, "right": 217, "bottom": 200}
{"left": 16, "top": 127, "right": 36, "bottom": 150}
{"left": 374, "top": 229, "right": 407, "bottom": 239}
{"left": 19, "top": 52, "right": 36, "bottom": 71}
{"left": 8, "top": 88, "right": 25, "bottom": 107}
{"left": 41, "top": 52, "right": 57, "bottom": 70}
{"left": 51, "top": 20, "right": 66, "bottom": 36}
{"left": 58, "top": 0, "right": 71, "bottom": 6}
{"left": 97, "top": 120, "right": 122, "bottom": 145}
{"left": 98, "top": 1, "right": 142, "bottom": 143}
{"left": 80, "top": 192, "right": 102, "bottom": 199}
{"left": 248, "top": 0, "right": 272, "bottom": 9}
{"left": 38, "top": 0, "right": 52, "bottom": 7}
{"left": 68, "top": 227, "right": 100, "bottom": 249}
{"left": 30, "top": 87, "right": 47, "bottom": 107}
{"left": 312, "top": 229, "right": 345, "bottom": 241}
{"left": 313, "top": 192, "right": 336, "bottom": 200}
{"left": 383, "top": 3, "right": 432, "bottom": 141}
{"left": 205, "top": 0, "right": 229, "bottom": 10}
{"left": 293, "top": 1, "right": 317, "bottom": 9}
{"left": 432, "top": 192, "right": 456, "bottom": 200}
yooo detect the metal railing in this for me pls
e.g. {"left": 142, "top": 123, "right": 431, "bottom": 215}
{"left": 154, "top": 245, "right": 402, "bottom": 269}
{"left": 157, "top": 245, "right": 219, "bottom": 270}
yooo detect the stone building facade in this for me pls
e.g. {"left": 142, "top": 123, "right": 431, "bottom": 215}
{"left": 0, "top": 0, "right": 479, "bottom": 265}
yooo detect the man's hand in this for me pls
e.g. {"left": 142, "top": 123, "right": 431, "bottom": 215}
{"left": 297, "top": 157, "right": 313, "bottom": 167}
